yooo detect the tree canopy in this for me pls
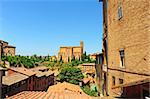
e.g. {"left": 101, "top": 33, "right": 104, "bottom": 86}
{"left": 58, "top": 67, "right": 84, "bottom": 85}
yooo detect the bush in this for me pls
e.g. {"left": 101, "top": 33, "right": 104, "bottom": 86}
{"left": 81, "top": 85, "right": 98, "bottom": 97}
{"left": 58, "top": 67, "right": 84, "bottom": 85}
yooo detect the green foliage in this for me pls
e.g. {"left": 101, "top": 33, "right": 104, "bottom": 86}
{"left": 58, "top": 67, "right": 84, "bottom": 85}
{"left": 81, "top": 51, "right": 96, "bottom": 63}
{"left": 81, "top": 85, "right": 98, "bottom": 97}
{"left": 1, "top": 55, "right": 51, "bottom": 68}
{"left": 71, "top": 59, "right": 83, "bottom": 66}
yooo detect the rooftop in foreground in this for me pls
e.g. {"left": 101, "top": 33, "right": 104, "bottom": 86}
{"left": 6, "top": 82, "right": 92, "bottom": 99}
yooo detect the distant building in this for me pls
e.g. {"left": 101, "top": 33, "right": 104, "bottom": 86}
{"left": 0, "top": 40, "right": 16, "bottom": 56}
{"left": 99, "top": 0, "right": 150, "bottom": 98}
{"left": 80, "top": 63, "right": 96, "bottom": 74}
{"left": 58, "top": 41, "right": 84, "bottom": 62}
{"left": 89, "top": 53, "right": 100, "bottom": 60}
{"left": 51, "top": 55, "right": 57, "bottom": 61}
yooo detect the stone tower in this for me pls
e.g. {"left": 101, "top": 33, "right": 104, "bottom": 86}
{"left": 80, "top": 41, "right": 84, "bottom": 54}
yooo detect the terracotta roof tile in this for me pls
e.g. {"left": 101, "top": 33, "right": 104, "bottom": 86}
{"left": 10, "top": 67, "right": 35, "bottom": 76}
{"left": 7, "top": 82, "right": 92, "bottom": 99}
{"left": 3, "top": 73, "right": 28, "bottom": 86}
{"left": 31, "top": 70, "right": 53, "bottom": 77}
{"left": 30, "top": 66, "right": 49, "bottom": 71}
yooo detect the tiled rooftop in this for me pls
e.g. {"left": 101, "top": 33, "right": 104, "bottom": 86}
{"left": 10, "top": 67, "right": 35, "bottom": 76}
{"left": 3, "top": 73, "right": 28, "bottom": 86}
{"left": 30, "top": 66, "right": 54, "bottom": 77}
{"left": 6, "top": 91, "right": 91, "bottom": 99}
{"left": 48, "top": 82, "right": 85, "bottom": 94}
{"left": 7, "top": 82, "right": 92, "bottom": 99}
{"left": 30, "top": 66, "right": 49, "bottom": 71}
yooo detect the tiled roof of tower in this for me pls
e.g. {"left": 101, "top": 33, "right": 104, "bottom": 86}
{"left": 7, "top": 82, "right": 92, "bottom": 99}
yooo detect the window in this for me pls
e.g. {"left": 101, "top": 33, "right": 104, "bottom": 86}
{"left": 118, "top": 5, "right": 123, "bottom": 20}
{"left": 112, "top": 76, "right": 115, "bottom": 86}
{"left": 106, "top": 0, "right": 108, "bottom": 8}
{"left": 119, "top": 49, "right": 125, "bottom": 67}
{"left": 119, "top": 79, "right": 123, "bottom": 84}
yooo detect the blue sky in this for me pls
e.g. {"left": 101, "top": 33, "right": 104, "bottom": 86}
{"left": 0, "top": 0, "right": 103, "bottom": 56}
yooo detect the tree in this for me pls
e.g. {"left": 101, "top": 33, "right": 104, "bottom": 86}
{"left": 81, "top": 51, "right": 87, "bottom": 61}
{"left": 71, "top": 55, "right": 75, "bottom": 62}
{"left": 58, "top": 67, "right": 84, "bottom": 85}
{"left": 68, "top": 57, "right": 70, "bottom": 62}
{"left": 59, "top": 55, "right": 63, "bottom": 62}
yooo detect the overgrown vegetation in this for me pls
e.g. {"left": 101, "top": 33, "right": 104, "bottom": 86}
{"left": 58, "top": 67, "right": 84, "bottom": 85}
{"left": 81, "top": 51, "right": 96, "bottom": 63}
{"left": 1, "top": 55, "right": 51, "bottom": 68}
{"left": 81, "top": 84, "right": 99, "bottom": 97}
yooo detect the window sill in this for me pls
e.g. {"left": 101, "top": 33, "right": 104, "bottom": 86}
{"left": 119, "top": 66, "right": 125, "bottom": 69}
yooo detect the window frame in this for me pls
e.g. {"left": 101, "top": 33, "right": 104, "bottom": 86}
{"left": 119, "top": 78, "right": 124, "bottom": 84}
{"left": 118, "top": 4, "right": 123, "bottom": 20}
{"left": 112, "top": 76, "right": 116, "bottom": 86}
{"left": 119, "top": 49, "right": 125, "bottom": 68}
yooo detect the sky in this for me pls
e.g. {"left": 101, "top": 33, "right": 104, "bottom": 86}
{"left": 0, "top": 0, "right": 103, "bottom": 56}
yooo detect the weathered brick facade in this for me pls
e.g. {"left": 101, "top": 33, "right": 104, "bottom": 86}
{"left": 100, "top": 0, "right": 150, "bottom": 97}
{"left": 0, "top": 40, "right": 16, "bottom": 56}
{"left": 3, "top": 46, "right": 16, "bottom": 56}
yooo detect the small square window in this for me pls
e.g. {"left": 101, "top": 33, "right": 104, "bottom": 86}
{"left": 119, "top": 79, "right": 123, "bottom": 84}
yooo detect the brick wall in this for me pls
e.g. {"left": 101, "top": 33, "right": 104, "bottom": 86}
{"left": 58, "top": 44, "right": 83, "bottom": 62}
{"left": 105, "top": 0, "right": 150, "bottom": 95}
{"left": 4, "top": 47, "right": 15, "bottom": 56}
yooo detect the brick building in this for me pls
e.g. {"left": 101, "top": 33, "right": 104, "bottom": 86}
{"left": 89, "top": 53, "right": 99, "bottom": 60}
{"left": 0, "top": 40, "right": 16, "bottom": 56}
{"left": 30, "top": 66, "right": 54, "bottom": 91}
{"left": 80, "top": 63, "right": 96, "bottom": 74}
{"left": 2, "top": 67, "right": 54, "bottom": 98}
{"left": 1, "top": 67, "right": 35, "bottom": 98}
{"left": 95, "top": 53, "right": 108, "bottom": 96}
{"left": 58, "top": 41, "right": 84, "bottom": 62}
{"left": 99, "top": 0, "right": 150, "bottom": 98}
